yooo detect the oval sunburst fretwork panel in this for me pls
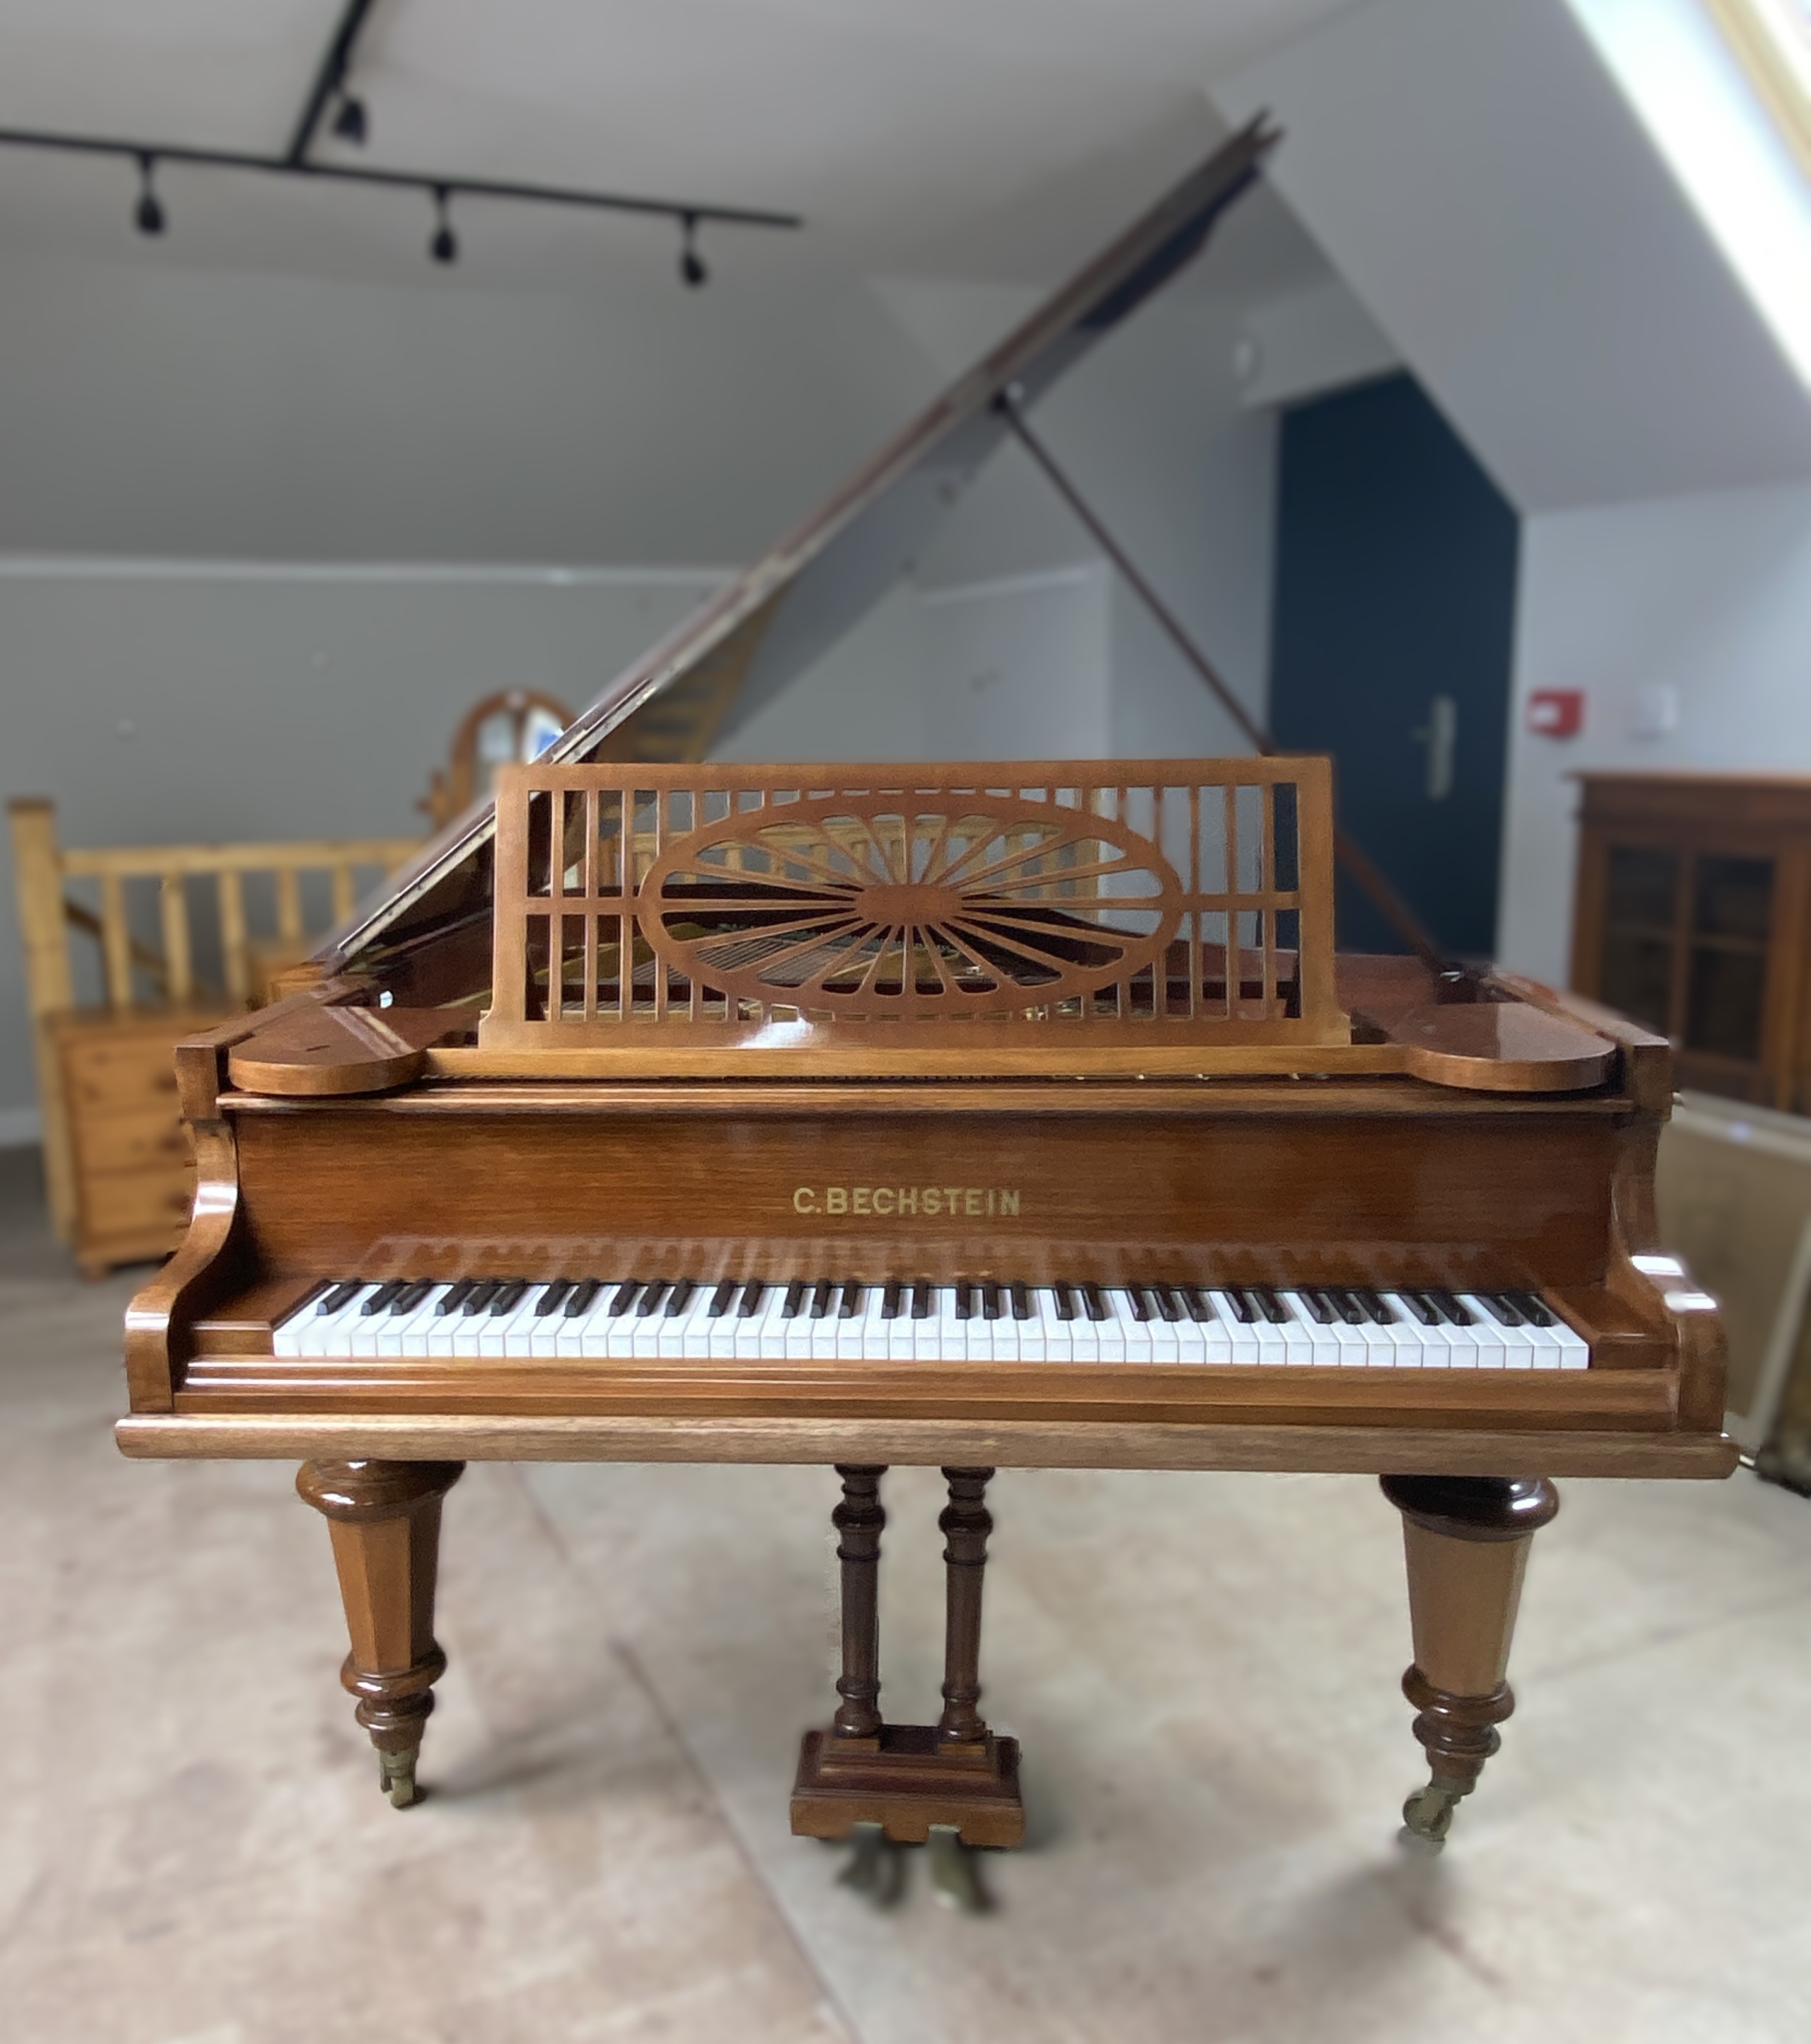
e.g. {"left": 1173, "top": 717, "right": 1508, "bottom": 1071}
{"left": 642, "top": 797, "right": 1184, "bottom": 1015}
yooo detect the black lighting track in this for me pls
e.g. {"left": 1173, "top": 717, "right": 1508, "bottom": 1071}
{"left": 0, "top": 127, "right": 802, "bottom": 231}
{"left": 0, "top": 0, "right": 802, "bottom": 267}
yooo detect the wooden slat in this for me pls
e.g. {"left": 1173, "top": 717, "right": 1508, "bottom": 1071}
{"left": 62, "top": 837, "right": 417, "bottom": 879}
{"left": 217, "top": 870, "right": 250, "bottom": 1005}
{"left": 100, "top": 873, "right": 134, "bottom": 1009}
{"left": 6, "top": 799, "right": 78, "bottom": 1239}
{"left": 159, "top": 875, "right": 193, "bottom": 1002}
{"left": 275, "top": 869, "right": 303, "bottom": 944}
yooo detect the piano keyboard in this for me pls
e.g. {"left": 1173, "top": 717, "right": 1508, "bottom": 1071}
{"left": 274, "top": 1278, "right": 1588, "bottom": 1369}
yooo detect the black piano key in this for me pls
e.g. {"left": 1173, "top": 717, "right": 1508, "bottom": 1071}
{"left": 910, "top": 1282, "right": 934, "bottom": 1320}
{"left": 1252, "top": 1286, "right": 1288, "bottom": 1325}
{"left": 391, "top": 1280, "right": 433, "bottom": 1315}
{"left": 840, "top": 1284, "right": 865, "bottom": 1319}
{"left": 1326, "top": 1290, "right": 1366, "bottom": 1326}
{"left": 981, "top": 1284, "right": 1002, "bottom": 1321}
{"left": 1297, "top": 1288, "right": 1335, "bottom": 1325}
{"left": 955, "top": 1285, "right": 974, "bottom": 1322}
{"left": 360, "top": 1280, "right": 407, "bottom": 1316}
{"left": 1082, "top": 1285, "right": 1108, "bottom": 1322}
{"left": 881, "top": 1282, "right": 903, "bottom": 1320}
{"left": 487, "top": 1280, "right": 528, "bottom": 1315}
{"left": 1355, "top": 1289, "right": 1396, "bottom": 1325}
{"left": 461, "top": 1281, "right": 501, "bottom": 1316}
{"left": 708, "top": 1280, "right": 736, "bottom": 1317}
{"left": 1400, "top": 1290, "right": 1442, "bottom": 1327}
{"left": 434, "top": 1279, "right": 475, "bottom": 1316}
{"left": 1010, "top": 1281, "right": 1032, "bottom": 1322}
{"left": 1157, "top": 1286, "right": 1186, "bottom": 1323}
{"left": 637, "top": 1281, "right": 672, "bottom": 1317}
{"left": 1183, "top": 1287, "right": 1217, "bottom": 1323}
{"left": 1476, "top": 1293, "right": 1519, "bottom": 1327}
{"left": 1129, "top": 1287, "right": 1154, "bottom": 1322}
{"left": 737, "top": 1281, "right": 767, "bottom": 1318}
{"left": 782, "top": 1280, "right": 806, "bottom": 1317}
{"left": 664, "top": 1280, "right": 695, "bottom": 1317}
{"left": 321, "top": 1280, "right": 366, "bottom": 1316}
{"left": 1512, "top": 1290, "right": 1556, "bottom": 1327}
{"left": 533, "top": 1281, "right": 572, "bottom": 1318}
{"left": 1430, "top": 1288, "right": 1473, "bottom": 1326}
{"left": 562, "top": 1279, "right": 603, "bottom": 1318}
{"left": 1053, "top": 1285, "right": 1077, "bottom": 1322}
{"left": 609, "top": 1281, "right": 642, "bottom": 1317}
{"left": 1227, "top": 1286, "right": 1258, "bottom": 1324}
{"left": 809, "top": 1281, "right": 834, "bottom": 1320}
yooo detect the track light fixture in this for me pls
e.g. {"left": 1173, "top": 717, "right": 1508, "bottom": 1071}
{"left": 134, "top": 152, "right": 165, "bottom": 236}
{"left": 329, "top": 90, "right": 367, "bottom": 145}
{"left": 678, "top": 211, "right": 708, "bottom": 289}
{"left": 429, "top": 183, "right": 457, "bottom": 265}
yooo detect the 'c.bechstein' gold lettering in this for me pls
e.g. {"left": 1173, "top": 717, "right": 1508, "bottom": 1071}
{"left": 790, "top": 1186, "right": 1023, "bottom": 1223}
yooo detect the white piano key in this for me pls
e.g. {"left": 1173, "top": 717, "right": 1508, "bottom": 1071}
{"left": 480, "top": 1286, "right": 546, "bottom": 1360}
{"left": 1013, "top": 1290, "right": 1044, "bottom": 1363}
{"left": 1037, "top": 1288, "right": 1073, "bottom": 1364}
{"left": 967, "top": 1290, "right": 997, "bottom": 1365}
{"left": 527, "top": 1288, "right": 575, "bottom": 1360}
{"left": 703, "top": 1286, "right": 743, "bottom": 1363}
{"left": 884, "top": 1288, "right": 917, "bottom": 1365}
{"left": 1378, "top": 1295, "right": 1437, "bottom": 1368}
{"left": 1278, "top": 1291, "right": 1342, "bottom": 1366}
{"left": 1098, "top": 1291, "right": 1138, "bottom": 1364}
{"left": 565, "top": 1286, "right": 616, "bottom": 1360}
{"left": 659, "top": 1285, "right": 713, "bottom": 1361}
{"left": 391, "top": 1284, "right": 453, "bottom": 1358}
{"left": 756, "top": 1286, "right": 790, "bottom": 1361}
{"left": 854, "top": 1285, "right": 889, "bottom": 1363}
{"left": 1140, "top": 1291, "right": 1181, "bottom": 1364}
{"left": 935, "top": 1287, "right": 966, "bottom": 1364}
{"left": 1205, "top": 1291, "right": 1263, "bottom": 1366}
{"left": 311, "top": 1283, "right": 381, "bottom": 1359}
{"left": 1464, "top": 1294, "right": 1538, "bottom": 1369}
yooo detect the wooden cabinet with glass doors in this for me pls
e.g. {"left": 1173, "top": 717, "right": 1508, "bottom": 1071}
{"left": 1570, "top": 774, "right": 1811, "bottom": 1111}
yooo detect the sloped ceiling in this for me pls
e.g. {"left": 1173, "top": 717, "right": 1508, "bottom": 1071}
{"left": 1212, "top": 0, "right": 1811, "bottom": 511}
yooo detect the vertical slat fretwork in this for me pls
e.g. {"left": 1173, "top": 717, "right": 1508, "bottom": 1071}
{"left": 582, "top": 787, "right": 598, "bottom": 1024}
{"left": 1260, "top": 781, "right": 1277, "bottom": 1020}
{"left": 1222, "top": 782, "right": 1239, "bottom": 1022}
{"left": 159, "top": 875, "right": 193, "bottom": 1003}
{"left": 1187, "top": 783, "right": 1201, "bottom": 1020}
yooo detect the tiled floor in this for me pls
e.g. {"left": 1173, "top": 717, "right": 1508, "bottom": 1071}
{"left": 3, "top": 1146, "right": 1808, "bottom": 2043}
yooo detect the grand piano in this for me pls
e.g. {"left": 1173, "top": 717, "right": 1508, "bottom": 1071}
{"left": 119, "top": 120, "right": 1732, "bottom": 1878}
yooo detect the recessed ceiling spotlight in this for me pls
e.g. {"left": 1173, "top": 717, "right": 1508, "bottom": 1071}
{"left": 678, "top": 211, "right": 707, "bottom": 288}
{"left": 134, "top": 151, "right": 165, "bottom": 236}
{"left": 429, "top": 183, "right": 457, "bottom": 264}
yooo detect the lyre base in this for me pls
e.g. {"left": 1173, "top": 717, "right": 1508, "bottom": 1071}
{"left": 790, "top": 1724, "right": 1024, "bottom": 1848}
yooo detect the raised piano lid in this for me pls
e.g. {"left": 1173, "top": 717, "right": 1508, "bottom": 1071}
{"left": 323, "top": 117, "right": 1278, "bottom": 977}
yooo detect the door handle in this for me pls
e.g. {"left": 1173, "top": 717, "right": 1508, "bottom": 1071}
{"left": 1410, "top": 694, "right": 1457, "bottom": 801}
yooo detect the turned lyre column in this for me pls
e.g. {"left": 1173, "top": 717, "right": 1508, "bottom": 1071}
{"left": 937, "top": 1467, "right": 995, "bottom": 1748}
{"left": 833, "top": 1465, "right": 887, "bottom": 1743}
{"left": 1382, "top": 1473, "right": 1559, "bottom": 1842}
{"left": 297, "top": 1459, "right": 465, "bottom": 1808}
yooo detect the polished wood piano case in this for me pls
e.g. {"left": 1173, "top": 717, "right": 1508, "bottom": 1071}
{"left": 120, "top": 755, "right": 1733, "bottom": 1852}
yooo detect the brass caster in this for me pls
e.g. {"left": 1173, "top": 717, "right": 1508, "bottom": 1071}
{"left": 927, "top": 1824, "right": 990, "bottom": 1914}
{"left": 836, "top": 1821, "right": 904, "bottom": 1907}
{"left": 1401, "top": 1776, "right": 1469, "bottom": 1847}
{"left": 379, "top": 1751, "right": 421, "bottom": 1810}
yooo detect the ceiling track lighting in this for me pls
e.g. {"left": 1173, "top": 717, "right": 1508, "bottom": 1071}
{"left": 678, "top": 211, "right": 708, "bottom": 289}
{"left": 4, "top": 1, "right": 797, "bottom": 280}
{"left": 134, "top": 151, "right": 165, "bottom": 236}
{"left": 429, "top": 184, "right": 458, "bottom": 265}
{"left": 329, "top": 89, "right": 367, "bottom": 147}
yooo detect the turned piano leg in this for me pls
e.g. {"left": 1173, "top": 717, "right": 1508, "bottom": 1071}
{"left": 1382, "top": 1473, "right": 1559, "bottom": 1845}
{"left": 296, "top": 1458, "right": 465, "bottom": 1808}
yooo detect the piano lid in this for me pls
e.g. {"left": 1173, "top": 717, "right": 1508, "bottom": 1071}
{"left": 332, "top": 115, "right": 1277, "bottom": 970}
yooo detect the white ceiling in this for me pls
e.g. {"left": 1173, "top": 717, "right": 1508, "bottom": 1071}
{"left": 0, "top": 0, "right": 1363, "bottom": 286}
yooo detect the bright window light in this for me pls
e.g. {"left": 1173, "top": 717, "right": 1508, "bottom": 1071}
{"left": 1706, "top": 0, "right": 1811, "bottom": 171}
{"left": 1567, "top": 0, "right": 1811, "bottom": 390}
